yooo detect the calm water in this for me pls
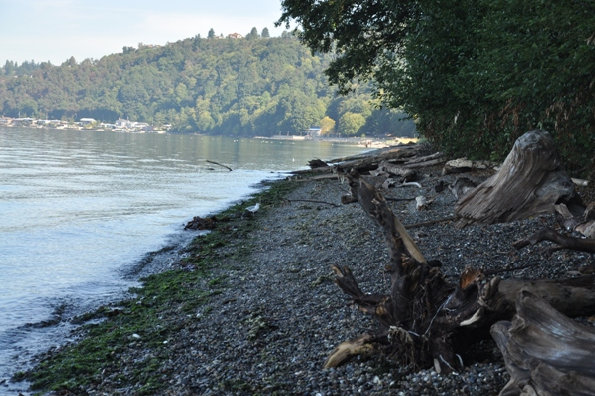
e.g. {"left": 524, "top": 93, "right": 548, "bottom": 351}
{"left": 0, "top": 127, "right": 366, "bottom": 392}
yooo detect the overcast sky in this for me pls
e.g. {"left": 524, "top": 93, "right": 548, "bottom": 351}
{"left": 0, "top": 0, "right": 292, "bottom": 65}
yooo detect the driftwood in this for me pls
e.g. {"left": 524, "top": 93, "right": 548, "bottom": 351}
{"left": 336, "top": 145, "right": 420, "bottom": 173}
{"left": 326, "top": 173, "right": 595, "bottom": 383}
{"left": 184, "top": 215, "right": 217, "bottom": 230}
{"left": 442, "top": 158, "right": 498, "bottom": 175}
{"left": 308, "top": 158, "right": 329, "bottom": 169}
{"left": 330, "top": 144, "right": 418, "bottom": 165}
{"left": 402, "top": 151, "right": 444, "bottom": 165}
{"left": 448, "top": 177, "right": 478, "bottom": 200}
{"left": 514, "top": 228, "right": 595, "bottom": 255}
{"left": 491, "top": 292, "right": 595, "bottom": 396}
{"left": 206, "top": 159, "right": 233, "bottom": 172}
{"left": 376, "top": 160, "right": 417, "bottom": 181}
{"left": 315, "top": 130, "right": 595, "bottom": 395}
{"left": 455, "top": 130, "right": 577, "bottom": 227}
{"left": 555, "top": 202, "right": 595, "bottom": 239}
{"left": 402, "top": 156, "right": 446, "bottom": 169}
{"left": 294, "top": 145, "right": 446, "bottom": 183}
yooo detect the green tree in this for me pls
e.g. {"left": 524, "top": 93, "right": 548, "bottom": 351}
{"left": 338, "top": 112, "right": 365, "bottom": 136}
{"left": 261, "top": 27, "right": 270, "bottom": 38}
{"left": 20, "top": 99, "right": 38, "bottom": 117}
{"left": 320, "top": 115, "right": 335, "bottom": 135}
{"left": 246, "top": 27, "right": 259, "bottom": 40}
{"left": 207, "top": 28, "right": 216, "bottom": 39}
{"left": 2, "top": 60, "right": 16, "bottom": 75}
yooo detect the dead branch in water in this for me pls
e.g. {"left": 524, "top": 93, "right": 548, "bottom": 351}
{"left": 206, "top": 160, "right": 233, "bottom": 172}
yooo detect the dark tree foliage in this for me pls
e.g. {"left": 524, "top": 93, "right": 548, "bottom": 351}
{"left": 279, "top": 0, "right": 594, "bottom": 175}
{"left": 278, "top": 0, "right": 418, "bottom": 93}
{"left": 0, "top": 36, "right": 414, "bottom": 137}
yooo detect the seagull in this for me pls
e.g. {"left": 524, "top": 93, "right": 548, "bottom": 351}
{"left": 243, "top": 203, "right": 260, "bottom": 218}
{"left": 246, "top": 203, "right": 260, "bottom": 213}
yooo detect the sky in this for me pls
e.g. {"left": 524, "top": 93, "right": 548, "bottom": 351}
{"left": 0, "top": 0, "right": 293, "bottom": 65}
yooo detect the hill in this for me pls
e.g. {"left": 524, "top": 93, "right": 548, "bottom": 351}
{"left": 0, "top": 35, "right": 415, "bottom": 137}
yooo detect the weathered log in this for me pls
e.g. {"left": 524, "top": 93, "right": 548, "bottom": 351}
{"left": 465, "top": 275, "right": 595, "bottom": 324}
{"left": 206, "top": 159, "right": 233, "bottom": 171}
{"left": 329, "top": 144, "right": 419, "bottom": 165}
{"left": 402, "top": 157, "right": 447, "bottom": 169}
{"left": 555, "top": 201, "right": 595, "bottom": 239}
{"left": 377, "top": 160, "right": 417, "bottom": 181}
{"left": 184, "top": 215, "right": 217, "bottom": 230}
{"left": 348, "top": 176, "right": 427, "bottom": 264}
{"left": 455, "top": 130, "right": 577, "bottom": 227}
{"left": 308, "top": 158, "right": 329, "bottom": 169}
{"left": 491, "top": 292, "right": 595, "bottom": 396}
{"left": 329, "top": 173, "right": 595, "bottom": 378}
{"left": 448, "top": 177, "right": 478, "bottom": 200}
{"left": 336, "top": 145, "right": 420, "bottom": 173}
{"left": 330, "top": 175, "right": 464, "bottom": 372}
{"left": 291, "top": 165, "right": 338, "bottom": 176}
{"left": 513, "top": 228, "right": 595, "bottom": 254}
{"left": 442, "top": 157, "right": 498, "bottom": 175}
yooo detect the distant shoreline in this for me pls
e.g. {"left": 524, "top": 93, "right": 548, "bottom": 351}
{"left": 1, "top": 117, "right": 417, "bottom": 149}
{"left": 255, "top": 134, "right": 417, "bottom": 149}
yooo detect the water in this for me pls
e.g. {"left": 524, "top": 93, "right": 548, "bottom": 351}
{"left": 0, "top": 127, "right": 366, "bottom": 392}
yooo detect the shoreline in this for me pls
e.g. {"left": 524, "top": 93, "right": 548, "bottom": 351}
{"left": 1, "top": 175, "right": 280, "bottom": 395}
{"left": 1, "top": 120, "right": 416, "bottom": 149}
{"left": 12, "top": 151, "right": 594, "bottom": 394}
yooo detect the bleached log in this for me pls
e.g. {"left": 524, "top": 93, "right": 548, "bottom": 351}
{"left": 456, "top": 130, "right": 577, "bottom": 226}
{"left": 442, "top": 158, "right": 498, "bottom": 175}
{"left": 377, "top": 160, "right": 417, "bottom": 181}
{"left": 402, "top": 158, "right": 447, "bottom": 169}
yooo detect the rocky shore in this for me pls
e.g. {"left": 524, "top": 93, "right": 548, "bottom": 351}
{"left": 16, "top": 151, "right": 594, "bottom": 395}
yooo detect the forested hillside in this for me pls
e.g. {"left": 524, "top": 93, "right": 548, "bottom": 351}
{"left": 0, "top": 34, "right": 415, "bottom": 137}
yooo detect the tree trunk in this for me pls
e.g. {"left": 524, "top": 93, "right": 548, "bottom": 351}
{"left": 455, "top": 130, "right": 577, "bottom": 227}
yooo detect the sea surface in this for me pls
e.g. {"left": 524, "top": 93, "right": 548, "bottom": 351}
{"left": 0, "top": 127, "right": 366, "bottom": 393}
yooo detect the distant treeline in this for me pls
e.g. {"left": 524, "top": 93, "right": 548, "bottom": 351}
{"left": 0, "top": 33, "right": 415, "bottom": 138}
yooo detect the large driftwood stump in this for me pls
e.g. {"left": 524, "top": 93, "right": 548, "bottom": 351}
{"left": 455, "top": 130, "right": 577, "bottom": 227}
{"left": 491, "top": 292, "right": 595, "bottom": 396}
{"left": 326, "top": 173, "right": 595, "bottom": 376}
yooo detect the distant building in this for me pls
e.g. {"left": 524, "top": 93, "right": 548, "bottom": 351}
{"left": 227, "top": 33, "right": 244, "bottom": 39}
{"left": 115, "top": 119, "right": 133, "bottom": 129}
{"left": 79, "top": 118, "right": 96, "bottom": 125}
{"left": 307, "top": 126, "right": 322, "bottom": 136}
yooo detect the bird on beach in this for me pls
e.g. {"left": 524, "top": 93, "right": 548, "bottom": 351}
{"left": 243, "top": 203, "right": 260, "bottom": 218}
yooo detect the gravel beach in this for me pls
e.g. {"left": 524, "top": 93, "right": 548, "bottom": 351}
{"left": 20, "top": 158, "right": 594, "bottom": 395}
